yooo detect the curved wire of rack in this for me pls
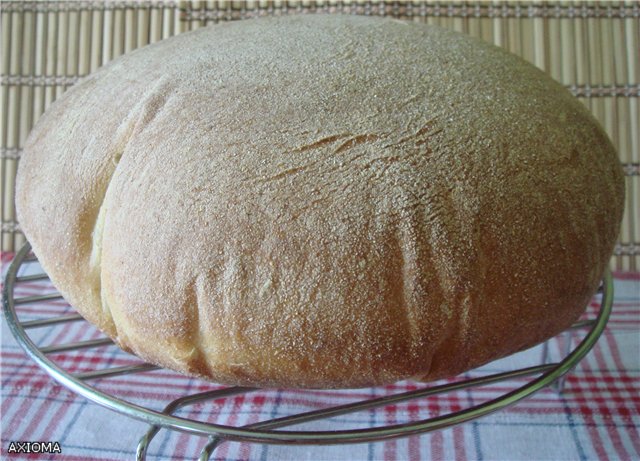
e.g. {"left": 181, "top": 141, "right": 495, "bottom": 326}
{"left": 3, "top": 241, "right": 613, "bottom": 460}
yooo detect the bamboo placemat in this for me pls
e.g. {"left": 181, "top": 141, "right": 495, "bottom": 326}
{"left": 1, "top": 0, "right": 638, "bottom": 270}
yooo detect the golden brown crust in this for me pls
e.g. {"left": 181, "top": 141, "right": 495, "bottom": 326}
{"left": 15, "top": 15, "right": 625, "bottom": 388}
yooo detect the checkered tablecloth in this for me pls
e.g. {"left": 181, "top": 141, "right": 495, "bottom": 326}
{"left": 1, "top": 251, "right": 639, "bottom": 461}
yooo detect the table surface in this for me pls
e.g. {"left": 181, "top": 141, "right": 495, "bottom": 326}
{"left": 1, "top": 252, "right": 639, "bottom": 461}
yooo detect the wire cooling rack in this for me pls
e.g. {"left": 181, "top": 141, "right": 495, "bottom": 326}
{"left": 3, "top": 241, "right": 613, "bottom": 460}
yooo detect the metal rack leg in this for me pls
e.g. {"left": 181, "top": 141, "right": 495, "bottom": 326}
{"left": 136, "top": 387, "right": 256, "bottom": 461}
{"left": 553, "top": 330, "right": 574, "bottom": 394}
{"left": 198, "top": 436, "right": 224, "bottom": 461}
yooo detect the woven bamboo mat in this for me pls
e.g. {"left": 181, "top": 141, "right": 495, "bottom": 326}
{"left": 1, "top": 0, "right": 638, "bottom": 270}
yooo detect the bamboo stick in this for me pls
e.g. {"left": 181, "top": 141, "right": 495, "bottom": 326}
{"left": 519, "top": 7, "right": 535, "bottom": 65}
{"left": 215, "top": 0, "right": 228, "bottom": 24}
{"left": 21, "top": 5, "right": 36, "bottom": 133}
{"left": 479, "top": 10, "right": 493, "bottom": 45}
{"left": 0, "top": 9, "right": 9, "bottom": 162}
{"left": 177, "top": 0, "right": 189, "bottom": 34}
{"left": 1, "top": 9, "right": 13, "bottom": 167}
{"left": 150, "top": 3, "right": 163, "bottom": 43}
{"left": 209, "top": 0, "right": 221, "bottom": 25}
{"left": 507, "top": 6, "right": 520, "bottom": 58}
{"left": 425, "top": 2, "right": 438, "bottom": 27}
{"left": 624, "top": 5, "right": 639, "bottom": 271}
{"left": 439, "top": 4, "right": 453, "bottom": 32}
{"left": 7, "top": 8, "right": 22, "bottom": 151}
{"left": 600, "top": 12, "right": 615, "bottom": 152}
{"left": 560, "top": 5, "right": 575, "bottom": 85}
{"left": 18, "top": 3, "right": 34, "bottom": 249}
{"left": 610, "top": 12, "right": 628, "bottom": 269}
{"left": 32, "top": 5, "right": 45, "bottom": 124}
{"left": 3, "top": 7, "right": 23, "bottom": 251}
{"left": 102, "top": 1, "right": 114, "bottom": 65}
{"left": 137, "top": 2, "right": 151, "bottom": 48}
{"left": 124, "top": 4, "right": 136, "bottom": 53}
{"left": 625, "top": 2, "right": 639, "bottom": 166}
{"left": 66, "top": 7, "right": 79, "bottom": 87}
{"left": 609, "top": 16, "right": 622, "bottom": 189}
{"left": 468, "top": 2, "right": 481, "bottom": 40}
{"left": 574, "top": 4, "right": 589, "bottom": 118}
{"left": 79, "top": 6, "right": 92, "bottom": 77}
{"left": 191, "top": 0, "right": 203, "bottom": 30}
{"left": 15, "top": 6, "right": 34, "bottom": 249}
{"left": 492, "top": 1, "right": 504, "bottom": 48}
{"left": 451, "top": 5, "right": 465, "bottom": 35}
{"left": 44, "top": 9, "right": 56, "bottom": 112}
{"left": 611, "top": 7, "right": 630, "bottom": 270}
{"left": 548, "top": 9, "right": 561, "bottom": 82}
{"left": 90, "top": 7, "right": 103, "bottom": 72}
{"left": 13, "top": 3, "right": 43, "bottom": 251}
{"left": 163, "top": 1, "right": 175, "bottom": 38}
{"left": 588, "top": 9, "right": 605, "bottom": 144}
{"left": 112, "top": 4, "right": 125, "bottom": 59}
{"left": 1, "top": 9, "right": 13, "bottom": 251}
{"left": 55, "top": 5, "right": 68, "bottom": 100}
{"left": 532, "top": 4, "right": 547, "bottom": 72}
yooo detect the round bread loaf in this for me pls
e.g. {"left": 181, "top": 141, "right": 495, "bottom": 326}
{"left": 16, "top": 14, "right": 624, "bottom": 389}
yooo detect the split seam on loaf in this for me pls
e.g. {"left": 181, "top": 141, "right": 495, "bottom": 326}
{"left": 89, "top": 78, "right": 174, "bottom": 342}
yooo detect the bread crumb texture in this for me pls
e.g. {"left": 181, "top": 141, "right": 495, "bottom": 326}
{"left": 16, "top": 15, "right": 624, "bottom": 388}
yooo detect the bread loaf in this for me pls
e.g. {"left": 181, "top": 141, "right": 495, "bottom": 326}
{"left": 16, "top": 15, "right": 624, "bottom": 388}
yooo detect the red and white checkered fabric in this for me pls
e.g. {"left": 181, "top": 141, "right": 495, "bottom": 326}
{"left": 2, "top": 251, "right": 639, "bottom": 461}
